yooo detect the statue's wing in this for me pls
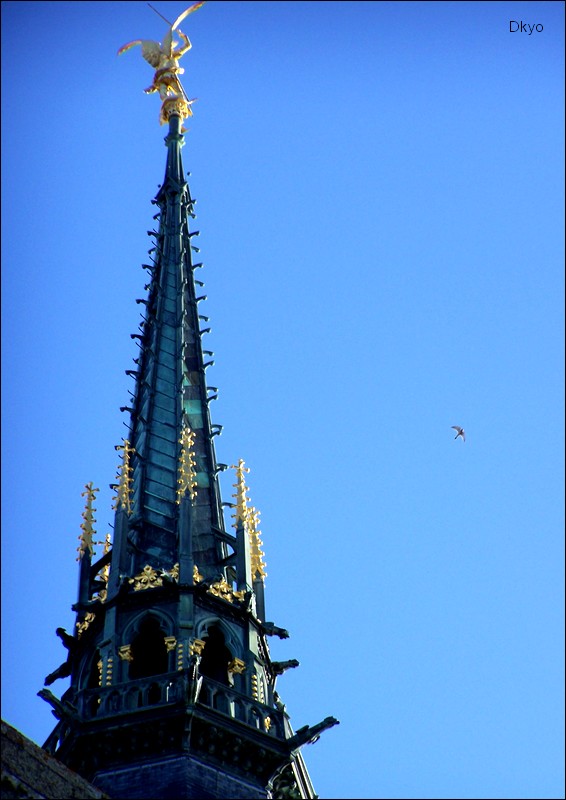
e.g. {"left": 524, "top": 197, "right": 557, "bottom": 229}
{"left": 171, "top": 2, "right": 206, "bottom": 32}
{"left": 117, "top": 39, "right": 162, "bottom": 68}
{"left": 161, "top": 3, "right": 205, "bottom": 58}
{"left": 139, "top": 40, "right": 163, "bottom": 68}
{"left": 117, "top": 40, "right": 143, "bottom": 56}
{"left": 162, "top": 29, "right": 174, "bottom": 59}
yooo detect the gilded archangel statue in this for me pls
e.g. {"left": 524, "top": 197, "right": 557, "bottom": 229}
{"left": 118, "top": 2, "right": 206, "bottom": 126}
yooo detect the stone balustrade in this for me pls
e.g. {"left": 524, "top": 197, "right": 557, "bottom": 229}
{"left": 77, "top": 670, "right": 286, "bottom": 739}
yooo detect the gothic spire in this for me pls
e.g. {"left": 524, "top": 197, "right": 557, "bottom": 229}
{"left": 40, "top": 9, "right": 338, "bottom": 793}
{"left": 117, "top": 113, "right": 227, "bottom": 581}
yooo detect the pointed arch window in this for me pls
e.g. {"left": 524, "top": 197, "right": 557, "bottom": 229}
{"left": 199, "top": 625, "right": 231, "bottom": 686}
{"left": 129, "top": 615, "right": 168, "bottom": 679}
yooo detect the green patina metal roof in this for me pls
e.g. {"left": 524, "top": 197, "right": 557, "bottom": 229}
{"left": 123, "top": 115, "right": 226, "bottom": 577}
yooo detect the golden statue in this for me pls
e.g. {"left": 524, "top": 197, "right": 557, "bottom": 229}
{"left": 118, "top": 2, "right": 206, "bottom": 126}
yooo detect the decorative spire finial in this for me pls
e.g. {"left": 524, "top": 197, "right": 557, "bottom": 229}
{"left": 177, "top": 424, "right": 198, "bottom": 503}
{"left": 112, "top": 440, "right": 135, "bottom": 515}
{"left": 117, "top": 2, "right": 206, "bottom": 126}
{"left": 231, "top": 459, "right": 251, "bottom": 527}
{"left": 77, "top": 482, "right": 99, "bottom": 561}
{"left": 247, "top": 505, "right": 267, "bottom": 582}
{"left": 230, "top": 460, "right": 267, "bottom": 582}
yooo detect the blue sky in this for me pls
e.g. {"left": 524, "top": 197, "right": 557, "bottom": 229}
{"left": 1, "top": 2, "right": 564, "bottom": 798}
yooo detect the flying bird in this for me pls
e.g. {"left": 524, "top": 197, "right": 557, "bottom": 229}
{"left": 451, "top": 426, "right": 465, "bottom": 442}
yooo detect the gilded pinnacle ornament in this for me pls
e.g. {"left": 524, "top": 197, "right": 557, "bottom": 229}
{"left": 77, "top": 482, "right": 99, "bottom": 561}
{"left": 231, "top": 460, "right": 267, "bottom": 581}
{"left": 247, "top": 504, "right": 267, "bottom": 582}
{"left": 230, "top": 459, "right": 251, "bottom": 527}
{"left": 112, "top": 440, "right": 135, "bottom": 514}
{"left": 177, "top": 424, "right": 198, "bottom": 503}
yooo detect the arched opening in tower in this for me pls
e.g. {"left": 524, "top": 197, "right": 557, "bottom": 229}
{"left": 129, "top": 615, "right": 168, "bottom": 679}
{"left": 199, "top": 625, "right": 231, "bottom": 686}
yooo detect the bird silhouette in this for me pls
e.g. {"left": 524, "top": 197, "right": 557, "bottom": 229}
{"left": 451, "top": 426, "right": 465, "bottom": 442}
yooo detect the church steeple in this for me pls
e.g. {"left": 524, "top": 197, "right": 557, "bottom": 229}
{"left": 39, "top": 8, "right": 337, "bottom": 799}
{"left": 115, "top": 112, "right": 228, "bottom": 585}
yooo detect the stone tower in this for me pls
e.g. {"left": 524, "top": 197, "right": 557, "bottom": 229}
{"left": 38, "top": 25, "right": 338, "bottom": 796}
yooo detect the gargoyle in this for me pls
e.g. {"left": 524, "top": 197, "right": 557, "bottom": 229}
{"left": 56, "top": 627, "right": 76, "bottom": 651}
{"left": 37, "top": 688, "right": 79, "bottom": 724}
{"left": 288, "top": 716, "right": 340, "bottom": 751}
{"left": 44, "top": 628, "right": 78, "bottom": 686}
{"left": 271, "top": 659, "right": 300, "bottom": 675}
{"left": 261, "top": 621, "right": 290, "bottom": 639}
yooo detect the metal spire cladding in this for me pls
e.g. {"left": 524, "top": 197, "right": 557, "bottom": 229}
{"left": 120, "top": 114, "right": 228, "bottom": 581}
